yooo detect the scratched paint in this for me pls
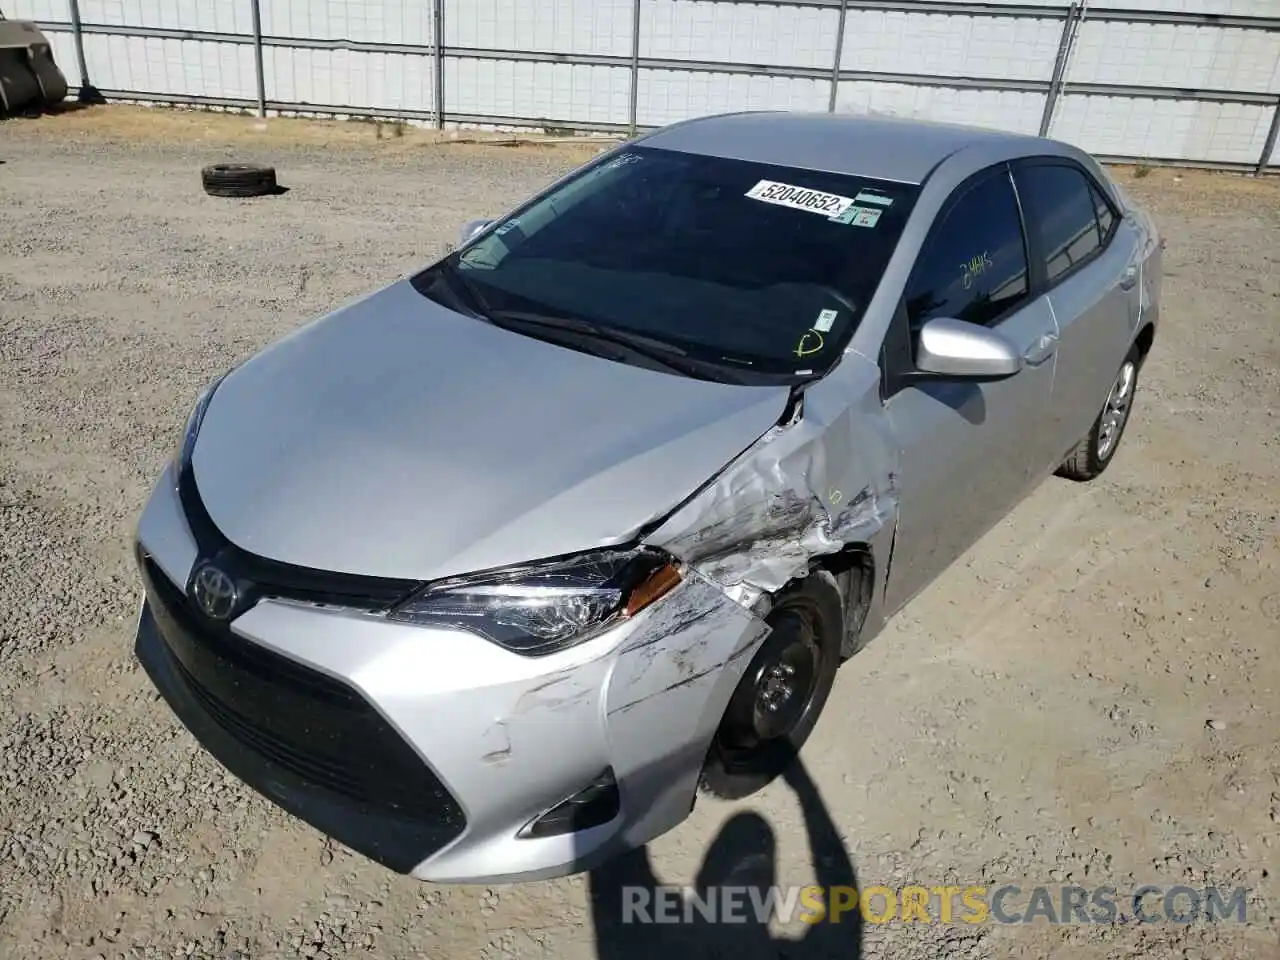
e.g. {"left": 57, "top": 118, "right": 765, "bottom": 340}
{"left": 608, "top": 571, "right": 766, "bottom": 716}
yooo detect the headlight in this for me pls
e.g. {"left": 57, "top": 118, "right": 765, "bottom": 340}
{"left": 388, "top": 549, "right": 683, "bottom": 656}
{"left": 173, "top": 375, "right": 225, "bottom": 470}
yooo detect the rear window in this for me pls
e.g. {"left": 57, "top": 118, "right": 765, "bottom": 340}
{"left": 425, "top": 146, "right": 919, "bottom": 381}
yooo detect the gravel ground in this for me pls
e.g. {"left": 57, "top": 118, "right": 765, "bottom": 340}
{"left": 1, "top": 108, "right": 1277, "bottom": 960}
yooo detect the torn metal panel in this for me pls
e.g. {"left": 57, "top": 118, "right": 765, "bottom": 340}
{"left": 647, "top": 358, "right": 900, "bottom": 595}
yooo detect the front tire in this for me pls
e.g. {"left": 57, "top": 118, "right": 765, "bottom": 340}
{"left": 1057, "top": 345, "right": 1140, "bottom": 482}
{"left": 699, "top": 574, "right": 844, "bottom": 800}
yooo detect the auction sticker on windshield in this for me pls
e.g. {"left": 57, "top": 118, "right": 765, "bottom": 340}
{"left": 830, "top": 204, "right": 884, "bottom": 228}
{"left": 745, "top": 180, "right": 855, "bottom": 218}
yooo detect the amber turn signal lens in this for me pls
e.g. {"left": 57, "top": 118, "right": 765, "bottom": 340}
{"left": 624, "top": 562, "right": 682, "bottom": 617}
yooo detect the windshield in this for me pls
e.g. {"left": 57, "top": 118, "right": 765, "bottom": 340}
{"left": 414, "top": 145, "right": 919, "bottom": 383}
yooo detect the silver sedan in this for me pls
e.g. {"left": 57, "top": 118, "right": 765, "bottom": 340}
{"left": 132, "top": 110, "right": 1161, "bottom": 883}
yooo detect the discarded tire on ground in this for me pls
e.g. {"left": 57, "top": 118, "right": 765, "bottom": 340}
{"left": 200, "top": 163, "right": 279, "bottom": 198}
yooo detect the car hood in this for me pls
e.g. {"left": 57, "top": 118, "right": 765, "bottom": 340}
{"left": 191, "top": 279, "right": 789, "bottom": 581}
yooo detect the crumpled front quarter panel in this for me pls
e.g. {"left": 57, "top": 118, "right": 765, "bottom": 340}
{"left": 646, "top": 354, "right": 900, "bottom": 603}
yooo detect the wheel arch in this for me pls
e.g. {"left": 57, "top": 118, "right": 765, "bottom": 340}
{"left": 807, "top": 543, "right": 877, "bottom": 659}
{"left": 1134, "top": 321, "right": 1156, "bottom": 368}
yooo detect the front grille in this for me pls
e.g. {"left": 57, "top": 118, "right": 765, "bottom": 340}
{"left": 137, "top": 554, "right": 466, "bottom": 870}
{"left": 147, "top": 555, "right": 360, "bottom": 708}
{"left": 173, "top": 653, "right": 368, "bottom": 799}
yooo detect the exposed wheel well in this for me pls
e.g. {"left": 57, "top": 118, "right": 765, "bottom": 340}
{"left": 1135, "top": 323, "right": 1155, "bottom": 365}
{"left": 809, "top": 545, "right": 874, "bottom": 658}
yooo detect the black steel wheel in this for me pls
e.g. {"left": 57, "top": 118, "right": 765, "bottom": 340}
{"left": 699, "top": 574, "right": 844, "bottom": 800}
{"left": 201, "top": 163, "right": 279, "bottom": 198}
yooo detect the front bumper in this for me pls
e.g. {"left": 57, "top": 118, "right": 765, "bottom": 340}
{"left": 134, "top": 464, "right": 769, "bottom": 882}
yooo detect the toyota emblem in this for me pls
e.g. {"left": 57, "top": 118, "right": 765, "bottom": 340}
{"left": 191, "top": 563, "right": 238, "bottom": 621}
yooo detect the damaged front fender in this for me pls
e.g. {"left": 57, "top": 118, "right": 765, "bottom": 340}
{"left": 594, "top": 355, "right": 899, "bottom": 849}
{"left": 645, "top": 353, "right": 900, "bottom": 606}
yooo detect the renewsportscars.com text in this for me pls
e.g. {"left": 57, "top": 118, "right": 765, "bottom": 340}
{"left": 620, "top": 884, "right": 1251, "bottom": 926}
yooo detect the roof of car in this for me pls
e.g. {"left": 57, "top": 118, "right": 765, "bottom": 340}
{"left": 640, "top": 111, "right": 1045, "bottom": 186}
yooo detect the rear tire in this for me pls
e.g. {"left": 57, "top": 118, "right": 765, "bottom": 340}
{"left": 201, "top": 163, "right": 279, "bottom": 198}
{"left": 699, "top": 574, "right": 845, "bottom": 801}
{"left": 1057, "top": 345, "right": 1140, "bottom": 482}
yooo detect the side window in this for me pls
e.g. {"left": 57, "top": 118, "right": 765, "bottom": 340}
{"left": 1091, "top": 184, "right": 1116, "bottom": 239}
{"left": 905, "top": 168, "right": 1030, "bottom": 331}
{"left": 1014, "top": 163, "right": 1105, "bottom": 283}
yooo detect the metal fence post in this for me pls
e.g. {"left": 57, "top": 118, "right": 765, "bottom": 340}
{"left": 1256, "top": 97, "right": 1280, "bottom": 176}
{"left": 1039, "top": 0, "right": 1083, "bottom": 137}
{"left": 67, "top": 0, "right": 102, "bottom": 103}
{"left": 433, "top": 0, "right": 445, "bottom": 128}
{"left": 828, "top": 0, "right": 848, "bottom": 113}
{"left": 628, "top": 0, "right": 641, "bottom": 137}
{"left": 249, "top": 0, "right": 266, "bottom": 118}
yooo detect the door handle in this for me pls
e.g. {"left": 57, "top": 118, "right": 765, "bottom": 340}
{"left": 1119, "top": 265, "right": 1138, "bottom": 291}
{"left": 1023, "top": 333, "right": 1057, "bottom": 366}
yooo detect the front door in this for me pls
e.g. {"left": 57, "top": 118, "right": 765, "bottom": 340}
{"left": 882, "top": 164, "right": 1059, "bottom": 615}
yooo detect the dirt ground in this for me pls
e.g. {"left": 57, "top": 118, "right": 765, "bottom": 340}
{"left": 0, "top": 106, "right": 1277, "bottom": 960}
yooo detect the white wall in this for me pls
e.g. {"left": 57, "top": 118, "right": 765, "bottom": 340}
{"left": 446, "top": 0, "right": 632, "bottom": 56}
{"left": 842, "top": 8, "right": 1065, "bottom": 81}
{"left": 8, "top": 0, "right": 1279, "bottom": 167}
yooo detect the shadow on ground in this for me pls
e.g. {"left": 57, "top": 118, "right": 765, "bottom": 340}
{"left": 588, "top": 758, "right": 861, "bottom": 959}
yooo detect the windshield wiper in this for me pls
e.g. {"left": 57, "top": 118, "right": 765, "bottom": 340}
{"left": 482, "top": 308, "right": 728, "bottom": 380}
{"left": 433, "top": 258, "right": 492, "bottom": 317}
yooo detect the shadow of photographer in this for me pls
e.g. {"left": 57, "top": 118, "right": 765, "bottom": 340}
{"left": 588, "top": 757, "right": 862, "bottom": 959}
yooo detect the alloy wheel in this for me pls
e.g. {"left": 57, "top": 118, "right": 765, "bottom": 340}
{"left": 1097, "top": 360, "right": 1136, "bottom": 460}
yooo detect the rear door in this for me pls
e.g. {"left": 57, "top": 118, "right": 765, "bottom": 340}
{"left": 1011, "top": 159, "right": 1141, "bottom": 470}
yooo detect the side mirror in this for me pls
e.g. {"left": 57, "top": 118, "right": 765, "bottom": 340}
{"left": 915, "top": 317, "right": 1022, "bottom": 380}
{"left": 458, "top": 218, "right": 494, "bottom": 247}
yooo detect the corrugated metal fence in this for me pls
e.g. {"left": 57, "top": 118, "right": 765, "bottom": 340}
{"left": 8, "top": 0, "right": 1280, "bottom": 172}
